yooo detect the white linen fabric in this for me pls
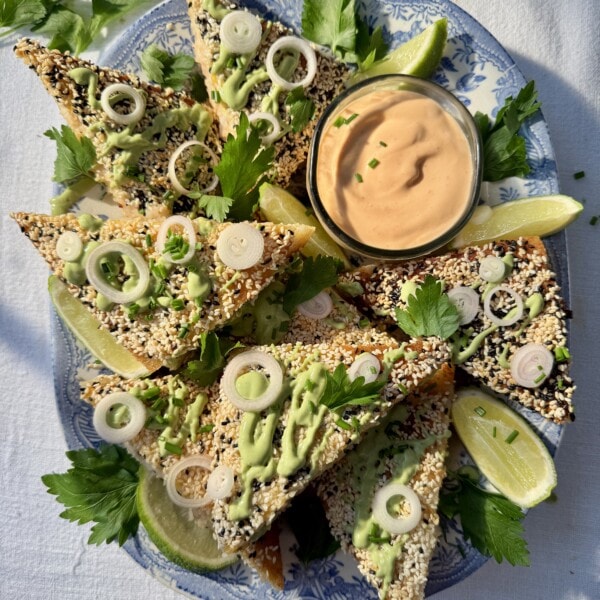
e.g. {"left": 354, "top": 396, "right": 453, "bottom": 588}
{"left": 0, "top": 0, "right": 598, "bottom": 598}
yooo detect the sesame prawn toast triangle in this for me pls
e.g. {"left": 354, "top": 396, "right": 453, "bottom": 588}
{"left": 209, "top": 329, "right": 452, "bottom": 554}
{"left": 316, "top": 365, "right": 454, "bottom": 600}
{"left": 12, "top": 211, "right": 313, "bottom": 371}
{"left": 14, "top": 38, "right": 222, "bottom": 216}
{"left": 188, "top": 0, "right": 350, "bottom": 190}
{"left": 340, "top": 237, "right": 575, "bottom": 424}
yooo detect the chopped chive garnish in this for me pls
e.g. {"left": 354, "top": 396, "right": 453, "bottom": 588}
{"left": 368, "top": 158, "right": 380, "bottom": 169}
{"left": 505, "top": 430, "right": 519, "bottom": 444}
{"left": 398, "top": 383, "right": 409, "bottom": 395}
{"left": 573, "top": 170, "right": 585, "bottom": 179}
{"left": 557, "top": 376, "right": 565, "bottom": 390}
{"left": 178, "top": 324, "right": 189, "bottom": 339}
{"left": 335, "top": 418, "right": 352, "bottom": 431}
{"left": 590, "top": 216, "right": 599, "bottom": 226}
{"left": 492, "top": 426, "right": 497, "bottom": 438}
{"left": 171, "top": 298, "right": 185, "bottom": 311}
{"left": 379, "top": 141, "right": 388, "bottom": 147}
{"left": 354, "top": 172, "right": 363, "bottom": 183}
{"left": 333, "top": 116, "right": 346, "bottom": 128}
{"left": 141, "top": 386, "right": 160, "bottom": 400}
{"left": 127, "top": 303, "right": 140, "bottom": 319}
{"left": 163, "top": 441, "right": 183, "bottom": 455}
{"left": 533, "top": 372, "right": 547, "bottom": 384}
{"left": 474, "top": 406, "right": 486, "bottom": 416}
{"left": 345, "top": 112, "right": 359, "bottom": 124}
{"left": 358, "top": 317, "right": 370, "bottom": 328}
{"left": 198, "top": 423, "right": 214, "bottom": 433}
{"left": 145, "top": 233, "right": 152, "bottom": 247}
{"left": 554, "top": 346, "right": 571, "bottom": 362}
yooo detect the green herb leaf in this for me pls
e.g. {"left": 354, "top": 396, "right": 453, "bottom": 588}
{"left": 214, "top": 112, "right": 275, "bottom": 220}
{"left": 0, "top": 0, "right": 46, "bottom": 31}
{"left": 183, "top": 332, "right": 242, "bottom": 386}
{"left": 44, "top": 125, "right": 97, "bottom": 183}
{"left": 282, "top": 255, "right": 341, "bottom": 315}
{"left": 321, "top": 363, "right": 385, "bottom": 412}
{"left": 140, "top": 44, "right": 197, "bottom": 90}
{"left": 439, "top": 473, "right": 530, "bottom": 566}
{"left": 189, "top": 193, "right": 233, "bottom": 222}
{"left": 354, "top": 17, "right": 388, "bottom": 70}
{"left": 41, "top": 445, "right": 140, "bottom": 546}
{"left": 286, "top": 87, "right": 315, "bottom": 133}
{"left": 301, "top": 0, "right": 356, "bottom": 59}
{"left": 394, "top": 275, "right": 460, "bottom": 340}
{"left": 475, "top": 81, "right": 542, "bottom": 182}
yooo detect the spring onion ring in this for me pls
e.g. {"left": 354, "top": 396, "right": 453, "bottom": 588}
{"left": 297, "top": 291, "right": 333, "bottom": 319}
{"left": 206, "top": 465, "right": 234, "bottom": 500}
{"left": 56, "top": 231, "right": 83, "bottom": 262}
{"left": 265, "top": 36, "right": 317, "bottom": 91}
{"left": 447, "top": 286, "right": 480, "bottom": 325}
{"left": 221, "top": 350, "right": 283, "bottom": 412}
{"left": 85, "top": 241, "right": 150, "bottom": 304}
{"left": 479, "top": 255, "right": 507, "bottom": 283}
{"left": 167, "top": 140, "right": 219, "bottom": 196}
{"left": 93, "top": 392, "right": 147, "bottom": 444}
{"left": 483, "top": 284, "right": 523, "bottom": 327}
{"left": 372, "top": 483, "right": 422, "bottom": 535}
{"left": 248, "top": 111, "right": 281, "bottom": 145}
{"left": 216, "top": 223, "right": 264, "bottom": 270}
{"left": 220, "top": 10, "right": 262, "bottom": 55}
{"left": 100, "top": 83, "right": 146, "bottom": 126}
{"left": 347, "top": 352, "right": 381, "bottom": 383}
{"left": 165, "top": 455, "right": 213, "bottom": 509}
{"left": 510, "top": 343, "right": 554, "bottom": 388}
{"left": 156, "top": 215, "right": 197, "bottom": 264}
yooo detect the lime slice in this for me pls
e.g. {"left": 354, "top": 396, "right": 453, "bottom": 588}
{"left": 48, "top": 275, "right": 151, "bottom": 379}
{"left": 136, "top": 468, "right": 237, "bottom": 572}
{"left": 258, "top": 182, "right": 350, "bottom": 267}
{"left": 451, "top": 194, "right": 583, "bottom": 248}
{"left": 351, "top": 18, "right": 448, "bottom": 84}
{"left": 452, "top": 388, "right": 557, "bottom": 508}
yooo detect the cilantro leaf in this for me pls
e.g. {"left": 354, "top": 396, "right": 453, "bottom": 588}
{"left": 214, "top": 112, "right": 275, "bottom": 221}
{"left": 354, "top": 17, "right": 388, "bottom": 71}
{"left": 183, "top": 332, "right": 242, "bottom": 386}
{"left": 41, "top": 445, "right": 140, "bottom": 546}
{"left": 190, "top": 193, "right": 233, "bottom": 222}
{"left": 32, "top": 4, "right": 88, "bottom": 54}
{"left": 301, "top": 0, "right": 356, "bottom": 59}
{"left": 285, "top": 87, "right": 315, "bottom": 133}
{"left": 282, "top": 255, "right": 341, "bottom": 315}
{"left": 321, "top": 363, "right": 385, "bottom": 411}
{"left": 0, "top": 0, "right": 46, "bottom": 31}
{"left": 140, "top": 44, "right": 197, "bottom": 91}
{"left": 475, "top": 81, "right": 542, "bottom": 182}
{"left": 439, "top": 473, "right": 530, "bottom": 566}
{"left": 394, "top": 275, "right": 460, "bottom": 340}
{"left": 44, "top": 125, "right": 97, "bottom": 183}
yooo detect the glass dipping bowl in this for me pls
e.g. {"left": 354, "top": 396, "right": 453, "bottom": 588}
{"left": 306, "top": 74, "right": 483, "bottom": 261}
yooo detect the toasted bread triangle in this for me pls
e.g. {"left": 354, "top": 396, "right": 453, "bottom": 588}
{"left": 339, "top": 237, "right": 575, "bottom": 423}
{"left": 14, "top": 38, "right": 222, "bottom": 216}
{"left": 12, "top": 211, "right": 313, "bottom": 371}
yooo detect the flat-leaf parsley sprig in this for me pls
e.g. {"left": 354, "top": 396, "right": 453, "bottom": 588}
{"left": 42, "top": 444, "right": 140, "bottom": 546}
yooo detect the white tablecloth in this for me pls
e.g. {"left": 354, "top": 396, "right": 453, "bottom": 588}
{"left": 1, "top": 1, "right": 598, "bottom": 598}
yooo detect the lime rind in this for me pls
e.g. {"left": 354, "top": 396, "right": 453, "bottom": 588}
{"left": 136, "top": 468, "right": 237, "bottom": 572}
{"left": 48, "top": 275, "right": 150, "bottom": 379}
{"left": 451, "top": 194, "right": 583, "bottom": 248}
{"left": 452, "top": 388, "right": 557, "bottom": 508}
{"left": 351, "top": 18, "right": 448, "bottom": 83}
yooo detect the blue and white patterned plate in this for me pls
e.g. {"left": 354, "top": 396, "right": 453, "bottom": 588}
{"left": 52, "top": 0, "right": 568, "bottom": 597}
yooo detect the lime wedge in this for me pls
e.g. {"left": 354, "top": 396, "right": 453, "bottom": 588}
{"left": 451, "top": 194, "right": 583, "bottom": 248}
{"left": 48, "top": 275, "right": 151, "bottom": 379}
{"left": 452, "top": 388, "right": 557, "bottom": 508}
{"left": 351, "top": 18, "right": 448, "bottom": 84}
{"left": 136, "top": 468, "right": 237, "bottom": 572}
{"left": 258, "top": 182, "right": 350, "bottom": 267}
